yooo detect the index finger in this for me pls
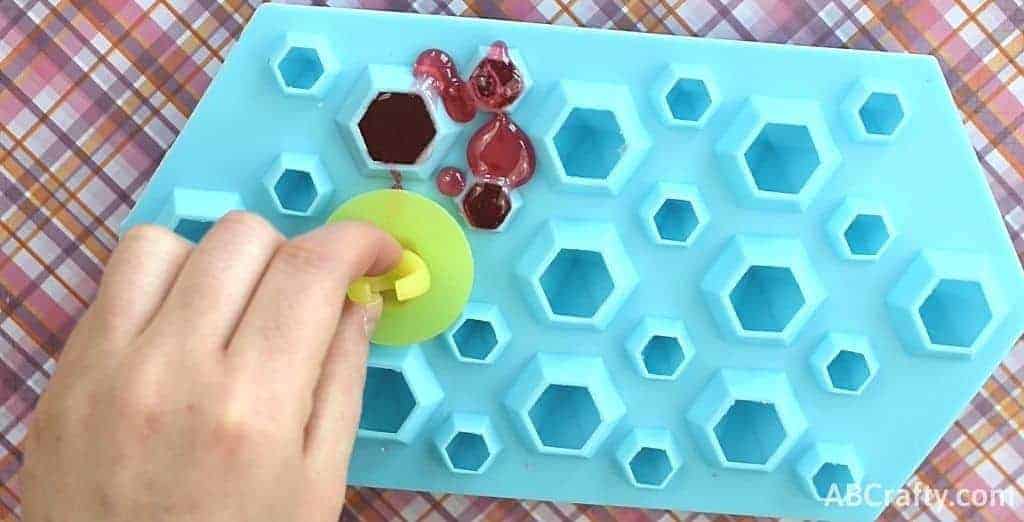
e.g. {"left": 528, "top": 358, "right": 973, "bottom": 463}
{"left": 224, "top": 220, "right": 401, "bottom": 420}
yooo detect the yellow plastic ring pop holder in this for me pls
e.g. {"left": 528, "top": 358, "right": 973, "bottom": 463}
{"left": 329, "top": 189, "right": 474, "bottom": 346}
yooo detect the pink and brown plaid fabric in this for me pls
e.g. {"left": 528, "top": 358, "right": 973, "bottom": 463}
{"left": 1, "top": 0, "right": 1023, "bottom": 520}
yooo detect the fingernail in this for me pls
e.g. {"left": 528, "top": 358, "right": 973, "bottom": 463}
{"left": 363, "top": 297, "right": 384, "bottom": 338}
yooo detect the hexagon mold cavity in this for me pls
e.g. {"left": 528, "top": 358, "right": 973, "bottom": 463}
{"left": 505, "top": 353, "right": 626, "bottom": 457}
{"left": 517, "top": 219, "right": 638, "bottom": 329}
{"left": 554, "top": 110, "right": 623, "bottom": 183}
{"left": 456, "top": 184, "right": 523, "bottom": 234}
{"left": 626, "top": 317, "right": 694, "bottom": 380}
{"left": 156, "top": 188, "right": 244, "bottom": 243}
{"left": 433, "top": 413, "right": 502, "bottom": 474}
{"left": 269, "top": 33, "right": 339, "bottom": 98}
{"left": 842, "top": 79, "right": 909, "bottom": 143}
{"left": 687, "top": 369, "right": 808, "bottom": 471}
{"left": 528, "top": 80, "right": 651, "bottom": 194}
{"left": 615, "top": 428, "right": 682, "bottom": 489}
{"left": 810, "top": 333, "right": 879, "bottom": 395}
{"left": 795, "top": 442, "right": 865, "bottom": 502}
{"left": 639, "top": 182, "right": 710, "bottom": 247}
{"left": 702, "top": 235, "right": 826, "bottom": 345}
{"left": 826, "top": 197, "right": 896, "bottom": 261}
{"left": 261, "top": 153, "right": 333, "bottom": 217}
{"left": 651, "top": 64, "right": 720, "bottom": 128}
{"left": 888, "top": 249, "right": 1008, "bottom": 358}
{"left": 715, "top": 96, "right": 840, "bottom": 211}
{"left": 358, "top": 346, "right": 443, "bottom": 443}
{"left": 335, "top": 65, "right": 459, "bottom": 179}
{"left": 444, "top": 302, "right": 511, "bottom": 364}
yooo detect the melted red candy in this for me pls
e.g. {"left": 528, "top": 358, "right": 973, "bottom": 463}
{"left": 467, "top": 41, "right": 523, "bottom": 112}
{"left": 466, "top": 112, "right": 536, "bottom": 188}
{"left": 462, "top": 182, "right": 511, "bottom": 230}
{"left": 436, "top": 167, "right": 467, "bottom": 196}
{"left": 414, "top": 41, "right": 524, "bottom": 124}
{"left": 418, "top": 41, "right": 532, "bottom": 231}
{"left": 414, "top": 49, "right": 476, "bottom": 123}
{"left": 358, "top": 92, "right": 437, "bottom": 164}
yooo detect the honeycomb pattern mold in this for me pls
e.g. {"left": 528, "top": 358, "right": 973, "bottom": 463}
{"left": 120, "top": 6, "right": 1024, "bottom": 521}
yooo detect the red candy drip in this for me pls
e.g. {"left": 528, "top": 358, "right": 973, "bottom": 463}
{"left": 414, "top": 41, "right": 525, "bottom": 124}
{"left": 414, "top": 49, "right": 476, "bottom": 123}
{"left": 462, "top": 182, "right": 511, "bottom": 230}
{"left": 435, "top": 167, "right": 467, "bottom": 196}
{"left": 467, "top": 41, "right": 524, "bottom": 112}
{"left": 420, "top": 41, "right": 534, "bottom": 231}
{"left": 466, "top": 113, "right": 535, "bottom": 188}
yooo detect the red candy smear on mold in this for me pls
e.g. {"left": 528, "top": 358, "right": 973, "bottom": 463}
{"left": 414, "top": 41, "right": 524, "bottom": 123}
{"left": 467, "top": 41, "right": 524, "bottom": 112}
{"left": 436, "top": 167, "right": 467, "bottom": 196}
{"left": 419, "top": 41, "right": 533, "bottom": 231}
{"left": 414, "top": 49, "right": 476, "bottom": 123}
{"left": 462, "top": 181, "right": 511, "bottom": 230}
{"left": 466, "top": 113, "right": 535, "bottom": 188}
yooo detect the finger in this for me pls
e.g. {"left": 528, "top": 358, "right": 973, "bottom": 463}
{"left": 303, "top": 299, "right": 378, "bottom": 466}
{"left": 143, "top": 212, "right": 285, "bottom": 358}
{"left": 226, "top": 220, "right": 400, "bottom": 409}
{"left": 86, "top": 225, "right": 192, "bottom": 349}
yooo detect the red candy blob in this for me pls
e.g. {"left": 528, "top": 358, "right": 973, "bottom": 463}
{"left": 413, "top": 49, "right": 476, "bottom": 123}
{"left": 435, "top": 167, "right": 467, "bottom": 196}
{"left": 414, "top": 41, "right": 525, "bottom": 123}
{"left": 462, "top": 182, "right": 511, "bottom": 230}
{"left": 420, "top": 41, "right": 534, "bottom": 231}
{"left": 467, "top": 41, "right": 524, "bottom": 112}
{"left": 467, "top": 113, "right": 536, "bottom": 188}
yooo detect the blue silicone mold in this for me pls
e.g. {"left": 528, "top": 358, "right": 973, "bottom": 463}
{"left": 120, "top": 5, "right": 1024, "bottom": 520}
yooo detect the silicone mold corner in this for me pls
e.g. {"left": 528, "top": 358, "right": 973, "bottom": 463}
{"left": 527, "top": 79, "right": 651, "bottom": 195}
{"left": 650, "top": 64, "right": 720, "bottom": 128}
{"left": 615, "top": 427, "right": 682, "bottom": 489}
{"left": 794, "top": 442, "right": 865, "bottom": 502}
{"left": 715, "top": 96, "right": 840, "bottom": 211}
{"left": 358, "top": 346, "right": 444, "bottom": 443}
{"left": 269, "top": 33, "right": 339, "bottom": 99}
{"left": 261, "top": 152, "right": 334, "bottom": 217}
{"left": 516, "top": 219, "right": 638, "bottom": 329}
{"left": 826, "top": 197, "right": 896, "bottom": 261}
{"left": 809, "top": 333, "right": 879, "bottom": 396}
{"left": 335, "top": 64, "right": 459, "bottom": 179}
{"left": 702, "top": 235, "right": 826, "bottom": 346}
{"left": 638, "top": 182, "right": 710, "bottom": 247}
{"left": 687, "top": 368, "right": 808, "bottom": 471}
{"left": 156, "top": 188, "right": 245, "bottom": 243}
{"left": 444, "top": 302, "right": 511, "bottom": 364}
{"left": 888, "top": 249, "right": 1009, "bottom": 358}
{"left": 504, "top": 353, "right": 626, "bottom": 457}
{"left": 841, "top": 79, "right": 909, "bottom": 143}
{"left": 625, "top": 317, "right": 694, "bottom": 380}
{"left": 433, "top": 412, "right": 502, "bottom": 474}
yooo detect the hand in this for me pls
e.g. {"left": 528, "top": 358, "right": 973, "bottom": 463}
{"left": 20, "top": 212, "right": 402, "bottom": 521}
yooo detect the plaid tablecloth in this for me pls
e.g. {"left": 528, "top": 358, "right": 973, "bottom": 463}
{"left": 2, "top": 0, "right": 1023, "bottom": 520}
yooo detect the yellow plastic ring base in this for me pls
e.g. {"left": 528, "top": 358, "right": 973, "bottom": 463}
{"left": 329, "top": 189, "right": 474, "bottom": 346}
